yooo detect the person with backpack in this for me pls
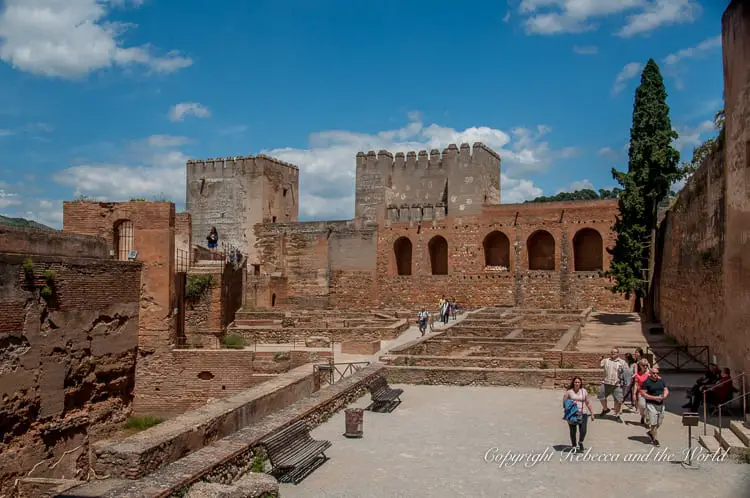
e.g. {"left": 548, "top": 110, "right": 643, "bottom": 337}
{"left": 563, "top": 376, "right": 595, "bottom": 453}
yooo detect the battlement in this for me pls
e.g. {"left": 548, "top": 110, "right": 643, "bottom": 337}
{"left": 355, "top": 142, "right": 500, "bottom": 170}
{"left": 187, "top": 154, "right": 298, "bottom": 175}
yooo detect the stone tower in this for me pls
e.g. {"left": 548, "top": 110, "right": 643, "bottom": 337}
{"left": 354, "top": 142, "right": 501, "bottom": 223}
{"left": 186, "top": 155, "right": 299, "bottom": 264}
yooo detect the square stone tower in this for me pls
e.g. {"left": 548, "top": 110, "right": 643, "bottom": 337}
{"left": 186, "top": 155, "right": 299, "bottom": 264}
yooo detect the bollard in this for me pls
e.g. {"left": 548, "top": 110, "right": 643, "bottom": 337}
{"left": 343, "top": 408, "right": 364, "bottom": 438}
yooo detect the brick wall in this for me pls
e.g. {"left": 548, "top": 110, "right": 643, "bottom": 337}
{"left": 655, "top": 149, "right": 725, "bottom": 362}
{"left": 721, "top": 0, "right": 750, "bottom": 377}
{"left": 175, "top": 212, "right": 192, "bottom": 255}
{"left": 0, "top": 225, "right": 109, "bottom": 258}
{"left": 0, "top": 253, "right": 140, "bottom": 493}
{"left": 184, "top": 263, "right": 243, "bottom": 346}
{"left": 653, "top": 3, "right": 750, "bottom": 378}
{"left": 63, "top": 200, "right": 176, "bottom": 416}
{"left": 251, "top": 200, "right": 631, "bottom": 311}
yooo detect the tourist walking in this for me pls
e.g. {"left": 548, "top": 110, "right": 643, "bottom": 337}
{"left": 640, "top": 363, "right": 669, "bottom": 446}
{"left": 563, "top": 377, "right": 595, "bottom": 453}
{"left": 633, "top": 358, "right": 651, "bottom": 425}
{"left": 597, "top": 347, "right": 626, "bottom": 423}
{"left": 417, "top": 309, "right": 430, "bottom": 336}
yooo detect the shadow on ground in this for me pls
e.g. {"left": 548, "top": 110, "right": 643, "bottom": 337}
{"left": 592, "top": 313, "right": 639, "bottom": 326}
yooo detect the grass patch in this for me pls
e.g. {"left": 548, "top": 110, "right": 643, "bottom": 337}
{"left": 124, "top": 415, "right": 164, "bottom": 431}
{"left": 222, "top": 334, "right": 246, "bottom": 349}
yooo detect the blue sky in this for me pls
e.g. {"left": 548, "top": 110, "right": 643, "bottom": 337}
{"left": 0, "top": 0, "right": 727, "bottom": 227}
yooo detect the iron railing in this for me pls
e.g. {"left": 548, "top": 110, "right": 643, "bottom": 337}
{"left": 314, "top": 361, "right": 371, "bottom": 385}
{"left": 646, "top": 345, "right": 710, "bottom": 372}
{"left": 701, "top": 371, "right": 747, "bottom": 436}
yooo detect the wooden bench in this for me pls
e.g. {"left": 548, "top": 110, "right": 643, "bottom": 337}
{"left": 367, "top": 377, "right": 404, "bottom": 412}
{"left": 259, "top": 420, "right": 332, "bottom": 484}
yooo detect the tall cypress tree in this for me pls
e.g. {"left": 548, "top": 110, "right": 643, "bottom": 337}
{"left": 606, "top": 59, "right": 680, "bottom": 312}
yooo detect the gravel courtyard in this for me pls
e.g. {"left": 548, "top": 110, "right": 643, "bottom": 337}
{"left": 280, "top": 384, "right": 750, "bottom": 498}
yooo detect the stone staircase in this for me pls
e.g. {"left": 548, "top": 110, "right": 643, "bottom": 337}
{"left": 187, "top": 259, "right": 226, "bottom": 274}
{"left": 231, "top": 310, "right": 285, "bottom": 329}
{"left": 699, "top": 413, "right": 750, "bottom": 460}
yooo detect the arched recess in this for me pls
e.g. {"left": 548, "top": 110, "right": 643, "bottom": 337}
{"left": 393, "top": 237, "right": 413, "bottom": 276}
{"left": 483, "top": 231, "right": 510, "bottom": 268}
{"left": 573, "top": 228, "right": 603, "bottom": 271}
{"left": 428, "top": 235, "right": 448, "bottom": 275}
{"left": 113, "top": 219, "right": 134, "bottom": 261}
{"left": 527, "top": 230, "right": 556, "bottom": 270}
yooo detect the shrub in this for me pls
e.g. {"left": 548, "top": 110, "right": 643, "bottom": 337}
{"left": 185, "top": 274, "right": 214, "bottom": 300}
{"left": 124, "top": 415, "right": 164, "bottom": 431}
{"left": 223, "top": 334, "right": 246, "bottom": 349}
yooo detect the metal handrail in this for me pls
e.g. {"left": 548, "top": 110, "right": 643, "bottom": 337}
{"left": 718, "top": 389, "right": 750, "bottom": 437}
{"left": 702, "top": 371, "right": 746, "bottom": 436}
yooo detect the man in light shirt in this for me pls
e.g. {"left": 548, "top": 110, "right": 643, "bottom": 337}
{"left": 597, "top": 347, "right": 626, "bottom": 423}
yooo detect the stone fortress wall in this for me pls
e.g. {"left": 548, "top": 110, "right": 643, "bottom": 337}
{"left": 355, "top": 143, "right": 501, "bottom": 223}
{"left": 186, "top": 154, "right": 299, "bottom": 264}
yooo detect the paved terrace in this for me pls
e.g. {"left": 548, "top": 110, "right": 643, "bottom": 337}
{"left": 281, "top": 385, "right": 750, "bottom": 498}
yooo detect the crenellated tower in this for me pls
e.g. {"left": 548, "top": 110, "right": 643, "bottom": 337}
{"left": 186, "top": 155, "right": 299, "bottom": 264}
{"left": 354, "top": 142, "right": 500, "bottom": 223}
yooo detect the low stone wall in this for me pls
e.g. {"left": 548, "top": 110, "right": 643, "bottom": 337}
{"left": 66, "top": 365, "right": 385, "bottom": 498}
{"left": 341, "top": 340, "right": 381, "bottom": 355}
{"left": 230, "top": 321, "right": 408, "bottom": 343}
{"left": 381, "top": 355, "right": 544, "bottom": 369}
{"left": 91, "top": 365, "right": 319, "bottom": 479}
{"left": 385, "top": 365, "right": 600, "bottom": 389}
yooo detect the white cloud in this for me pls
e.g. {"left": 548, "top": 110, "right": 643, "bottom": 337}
{"left": 674, "top": 120, "right": 715, "bottom": 152}
{"left": 617, "top": 0, "right": 702, "bottom": 38}
{"left": 557, "top": 179, "right": 595, "bottom": 193}
{"left": 518, "top": 0, "right": 701, "bottom": 37}
{"left": 0, "top": 129, "right": 14, "bottom": 137}
{"left": 168, "top": 102, "right": 211, "bottom": 122}
{"left": 147, "top": 134, "right": 190, "bottom": 147}
{"left": 0, "top": 0, "right": 192, "bottom": 79}
{"left": 663, "top": 35, "right": 721, "bottom": 65}
{"left": 22, "top": 199, "right": 64, "bottom": 228}
{"left": 0, "top": 188, "right": 21, "bottom": 209}
{"left": 612, "top": 62, "right": 643, "bottom": 95}
{"left": 597, "top": 146, "right": 617, "bottom": 158}
{"left": 51, "top": 114, "right": 577, "bottom": 221}
{"left": 503, "top": 11, "right": 511, "bottom": 23}
{"left": 573, "top": 45, "right": 598, "bottom": 55}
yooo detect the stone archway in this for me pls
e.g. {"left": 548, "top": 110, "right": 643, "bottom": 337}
{"left": 428, "top": 236, "right": 448, "bottom": 275}
{"left": 573, "top": 228, "right": 603, "bottom": 271}
{"left": 393, "top": 237, "right": 413, "bottom": 276}
{"left": 483, "top": 231, "right": 510, "bottom": 268}
{"left": 527, "top": 230, "right": 555, "bottom": 270}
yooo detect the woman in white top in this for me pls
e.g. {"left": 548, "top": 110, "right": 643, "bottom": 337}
{"left": 563, "top": 376, "right": 596, "bottom": 452}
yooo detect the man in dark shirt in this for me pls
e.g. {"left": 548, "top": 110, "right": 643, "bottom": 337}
{"left": 639, "top": 363, "right": 669, "bottom": 447}
{"left": 683, "top": 363, "right": 719, "bottom": 409}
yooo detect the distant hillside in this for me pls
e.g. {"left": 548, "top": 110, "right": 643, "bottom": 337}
{"left": 0, "top": 215, "right": 54, "bottom": 231}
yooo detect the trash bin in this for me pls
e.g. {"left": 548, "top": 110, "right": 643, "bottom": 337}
{"left": 343, "top": 408, "right": 364, "bottom": 438}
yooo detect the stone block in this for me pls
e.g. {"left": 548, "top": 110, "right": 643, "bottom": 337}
{"left": 305, "top": 336, "right": 331, "bottom": 348}
{"left": 341, "top": 340, "right": 381, "bottom": 355}
{"left": 186, "top": 473, "right": 279, "bottom": 498}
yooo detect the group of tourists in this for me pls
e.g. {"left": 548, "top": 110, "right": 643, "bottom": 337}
{"left": 416, "top": 297, "right": 460, "bottom": 336}
{"left": 562, "top": 347, "right": 670, "bottom": 452}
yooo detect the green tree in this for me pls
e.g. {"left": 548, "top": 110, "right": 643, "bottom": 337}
{"left": 680, "top": 108, "right": 725, "bottom": 177}
{"left": 526, "top": 188, "right": 621, "bottom": 203}
{"left": 606, "top": 59, "right": 680, "bottom": 314}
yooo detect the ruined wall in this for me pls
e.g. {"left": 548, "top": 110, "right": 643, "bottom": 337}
{"left": 186, "top": 155, "right": 299, "bottom": 264}
{"left": 184, "top": 263, "right": 244, "bottom": 347}
{"left": 376, "top": 199, "right": 631, "bottom": 310}
{"left": 253, "top": 220, "right": 378, "bottom": 309}
{"left": 721, "top": 0, "right": 750, "bottom": 377}
{"left": 0, "top": 225, "right": 110, "bottom": 259}
{"left": 63, "top": 201, "right": 176, "bottom": 416}
{"left": 175, "top": 212, "right": 192, "bottom": 255}
{"left": 355, "top": 143, "right": 501, "bottom": 224}
{"left": 655, "top": 149, "right": 725, "bottom": 356}
{"left": 0, "top": 248, "right": 140, "bottom": 492}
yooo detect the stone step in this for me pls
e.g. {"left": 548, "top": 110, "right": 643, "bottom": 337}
{"left": 730, "top": 420, "right": 750, "bottom": 447}
{"left": 714, "top": 427, "right": 750, "bottom": 457}
{"left": 699, "top": 434, "right": 722, "bottom": 453}
{"left": 234, "top": 319, "right": 282, "bottom": 327}
{"left": 235, "top": 310, "right": 285, "bottom": 321}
